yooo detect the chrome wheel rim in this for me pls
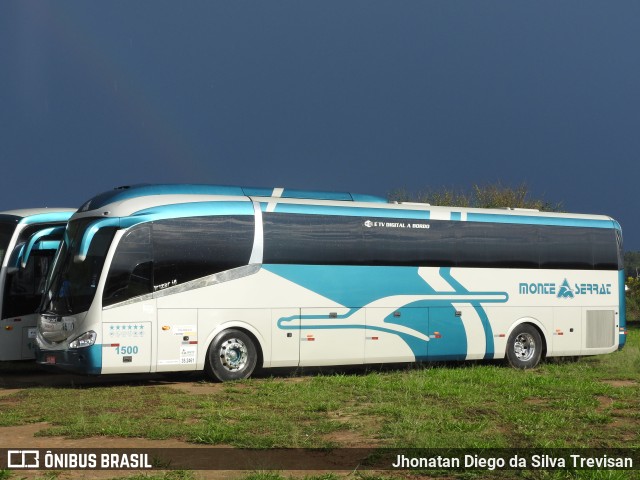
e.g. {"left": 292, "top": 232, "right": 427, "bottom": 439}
{"left": 513, "top": 332, "right": 536, "bottom": 362}
{"left": 219, "top": 338, "right": 248, "bottom": 372}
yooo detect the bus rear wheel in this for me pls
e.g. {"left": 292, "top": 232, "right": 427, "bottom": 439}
{"left": 205, "top": 329, "right": 258, "bottom": 382}
{"left": 506, "top": 324, "right": 542, "bottom": 369}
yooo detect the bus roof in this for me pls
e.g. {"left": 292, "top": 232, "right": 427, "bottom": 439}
{"left": 77, "top": 184, "right": 387, "bottom": 213}
{"left": 0, "top": 208, "right": 75, "bottom": 225}
{"left": 70, "top": 184, "right": 620, "bottom": 231}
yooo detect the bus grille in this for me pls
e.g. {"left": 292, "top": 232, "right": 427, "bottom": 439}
{"left": 586, "top": 310, "right": 615, "bottom": 348}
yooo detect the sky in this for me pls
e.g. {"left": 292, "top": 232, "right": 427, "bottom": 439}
{"left": 1, "top": 1, "right": 639, "bottom": 250}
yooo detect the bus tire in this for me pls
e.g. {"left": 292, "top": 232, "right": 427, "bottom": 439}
{"left": 205, "top": 329, "right": 258, "bottom": 382}
{"left": 506, "top": 324, "right": 542, "bottom": 369}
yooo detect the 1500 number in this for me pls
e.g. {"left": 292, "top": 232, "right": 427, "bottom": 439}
{"left": 115, "top": 346, "right": 139, "bottom": 355}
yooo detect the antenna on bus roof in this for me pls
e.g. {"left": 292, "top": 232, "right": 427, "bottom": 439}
{"left": 498, "top": 207, "right": 540, "bottom": 212}
{"left": 393, "top": 201, "right": 432, "bottom": 207}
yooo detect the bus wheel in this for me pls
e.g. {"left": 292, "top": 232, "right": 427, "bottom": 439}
{"left": 506, "top": 324, "right": 542, "bottom": 369}
{"left": 205, "top": 329, "right": 258, "bottom": 382}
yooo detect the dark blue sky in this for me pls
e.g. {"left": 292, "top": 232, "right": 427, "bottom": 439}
{"left": 1, "top": 1, "right": 639, "bottom": 250}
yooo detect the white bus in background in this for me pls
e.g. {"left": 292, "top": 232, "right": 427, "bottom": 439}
{"left": 36, "top": 185, "right": 626, "bottom": 380}
{"left": 0, "top": 208, "right": 75, "bottom": 361}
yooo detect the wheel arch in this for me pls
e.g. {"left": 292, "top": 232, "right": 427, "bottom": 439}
{"left": 200, "top": 321, "right": 266, "bottom": 371}
{"left": 504, "top": 318, "right": 549, "bottom": 360}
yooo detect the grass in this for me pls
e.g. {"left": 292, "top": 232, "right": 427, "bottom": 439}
{"left": 6, "top": 346, "right": 637, "bottom": 449}
{"left": 0, "top": 325, "right": 638, "bottom": 479}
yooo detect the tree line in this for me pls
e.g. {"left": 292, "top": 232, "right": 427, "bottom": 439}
{"left": 625, "top": 252, "right": 640, "bottom": 321}
{"left": 388, "top": 182, "right": 563, "bottom": 211}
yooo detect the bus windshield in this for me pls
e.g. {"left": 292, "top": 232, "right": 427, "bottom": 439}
{"left": 40, "top": 218, "right": 116, "bottom": 316}
{"left": 0, "top": 222, "right": 16, "bottom": 266}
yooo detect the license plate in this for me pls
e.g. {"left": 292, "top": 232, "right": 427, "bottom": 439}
{"left": 45, "top": 355, "right": 56, "bottom": 364}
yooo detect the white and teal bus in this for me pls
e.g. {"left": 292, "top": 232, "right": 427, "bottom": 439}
{"left": 36, "top": 185, "right": 625, "bottom": 380}
{"left": 0, "top": 208, "right": 74, "bottom": 361}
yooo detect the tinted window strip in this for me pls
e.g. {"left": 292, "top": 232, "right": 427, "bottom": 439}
{"left": 262, "top": 213, "right": 620, "bottom": 270}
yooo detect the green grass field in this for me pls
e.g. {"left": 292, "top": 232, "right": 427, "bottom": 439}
{"left": 1, "top": 325, "right": 638, "bottom": 480}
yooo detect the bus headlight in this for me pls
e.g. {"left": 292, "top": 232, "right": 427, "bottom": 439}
{"left": 68, "top": 331, "right": 97, "bottom": 349}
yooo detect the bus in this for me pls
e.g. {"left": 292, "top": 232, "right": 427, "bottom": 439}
{"left": 0, "top": 208, "right": 75, "bottom": 361}
{"left": 36, "top": 184, "right": 625, "bottom": 380}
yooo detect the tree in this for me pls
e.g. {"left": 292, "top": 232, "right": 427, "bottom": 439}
{"left": 624, "top": 251, "right": 640, "bottom": 279}
{"left": 622, "top": 249, "right": 640, "bottom": 322}
{"left": 388, "top": 182, "right": 563, "bottom": 211}
{"left": 626, "top": 276, "right": 640, "bottom": 322}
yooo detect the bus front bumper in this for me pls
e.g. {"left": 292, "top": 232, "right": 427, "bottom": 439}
{"left": 35, "top": 344, "right": 102, "bottom": 375}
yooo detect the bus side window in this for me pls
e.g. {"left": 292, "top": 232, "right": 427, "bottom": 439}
{"left": 2, "top": 252, "right": 51, "bottom": 319}
{"left": 103, "top": 225, "right": 153, "bottom": 307}
{"left": 152, "top": 215, "right": 253, "bottom": 287}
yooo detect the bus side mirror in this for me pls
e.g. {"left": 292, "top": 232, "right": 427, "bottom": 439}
{"left": 74, "top": 218, "right": 120, "bottom": 263}
{"left": 20, "top": 226, "right": 65, "bottom": 268}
